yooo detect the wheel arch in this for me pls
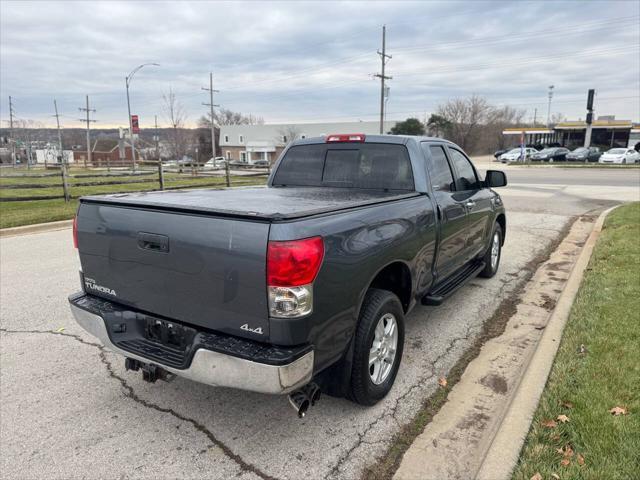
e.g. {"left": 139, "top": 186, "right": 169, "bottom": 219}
{"left": 496, "top": 213, "right": 506, "bottom": 245}
{"left": 362, "top": 261, "right": 412, "bottom": 314}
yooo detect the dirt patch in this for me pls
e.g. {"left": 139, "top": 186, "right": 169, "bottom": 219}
{"left": 456, "top": 412, "right": 491, "bottom": 430}
{"left": 411, "top": 340, "right": 423, "bottom": 350}
{"left": 546, "top": 261, "right": 571, "bottom": 271}
{"left": 540, "top": 293, "right": 557, "bottom": 311}
{"left": 360, "top": 217, "right": 577, "bottom": 480}
{"left": 480, "top": 373, "right": 508, "bottom": 394}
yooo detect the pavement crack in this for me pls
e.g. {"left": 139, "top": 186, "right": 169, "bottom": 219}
{"left": 0, "top": 328, "right": 279, "bottom": 480}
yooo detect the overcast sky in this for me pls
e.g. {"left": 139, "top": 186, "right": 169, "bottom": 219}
{"left": 1, "top": 0, "right": 638, "bottom": 129}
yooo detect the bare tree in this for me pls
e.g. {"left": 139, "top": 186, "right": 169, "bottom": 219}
{"left": 14, "top": 119, "right": 44, "bottom": 168}
{"left": 163, "top": 88, "right": 188, "bottom": 160}
{"left": 277, "top": 125, "right": 301, "bottom": 145}
{"left": 436, "top": 95, "right": 492, "bottom": 152}
{"left": 485, "top": 106, "right": 526, "bottom": 150}
{"left": 550, "top": 112, "right": 566, "bottom": 125}
{"left": 198, "top": 109, "right": 264, "bottom": 128}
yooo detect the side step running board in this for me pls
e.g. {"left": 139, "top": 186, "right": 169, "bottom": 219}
{"left": 422, "top": 261, "right": 485, "bottom": 306}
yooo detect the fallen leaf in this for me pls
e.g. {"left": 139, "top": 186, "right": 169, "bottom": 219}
{"left": 438, "top": 377, "right": 447, "bottom": 388}
{"left": 577, "top": 454, "right": 585, "bottom": 465}
{"left": 560, "top": 458, "right": 571, "bottom": 467}
{"left": 557, "top": 445, "right": 574, "bottom": 458}
{"left": 577, "top": 344, "right": 587, "bottom": 354}
{"left": 551, "top": 474, "right": 560, "bottom": 480}
{"left": 530, "top": 473, "right": 543, "bottom": 480}
{"left": 610, "top": 406, "right": 628, "bottom": 416}
{"left": 561, "top": 400, "right": 574, "bottom": 409}
{"left": 542, "top": 419, "right": 558, "bottom": 428}
{"left": 551, "top": 434, "right": 561, "bottom": 442}
{"left": 56, "top": 327, "right": 65, "bottom": 332}
{"left": 557, "top": 414, "right": 570, "bottom": 423}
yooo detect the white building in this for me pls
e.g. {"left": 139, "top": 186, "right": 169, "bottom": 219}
{"left": 219, "top": 121, "right": 397, "bottom": 164}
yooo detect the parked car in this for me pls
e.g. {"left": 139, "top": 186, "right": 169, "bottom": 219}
{"left": 493, "top": 148, "right": 511, "bottom": 161}
{"left": 252, "top": 159, "right": 270, "bottom": 167}
{"left": 599, "top": 148, "right": 640, "bottom": 164}
{"left": 69, "top": 134, "right": 507, "bottom": 416}
{"left": 203, "top": 157, "right": 227, "bottom": 169}
{"left": 530, "top": 147, "right": 570, "bottom": 162}
{"left": 500, "top": 147, "right": 538, "bottom": 163}
{"left": 566, "top": 147, "right": 601, "bottom": 162}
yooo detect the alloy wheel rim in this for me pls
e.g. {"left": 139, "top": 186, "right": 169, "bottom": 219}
{"left": 369, "top": 313, "right": 398, "bottom": 385}
{"left": 491, "top": 232, "right": 500, "bottom": 270}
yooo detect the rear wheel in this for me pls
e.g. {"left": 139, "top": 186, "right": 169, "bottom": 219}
{"left": 479, "top": 223, "right": 503, "bottom": 278}
{"left": 349, "top": 289, "right": 405, "bottom": 405}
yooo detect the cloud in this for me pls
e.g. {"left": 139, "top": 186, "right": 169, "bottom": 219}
{"left": 1, "top": 0, "right": 638, "bottom": 128}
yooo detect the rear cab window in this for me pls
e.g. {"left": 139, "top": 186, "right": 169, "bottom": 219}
{"left": 422, "top": 143, "right": 455, "bottom": 192}
{"left": 272, "top": 143, "right": 415, "bottom": 191}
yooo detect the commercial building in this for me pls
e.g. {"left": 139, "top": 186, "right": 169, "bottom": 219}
{"left": 503, "top": 117, "right": 639, "bottom": 149}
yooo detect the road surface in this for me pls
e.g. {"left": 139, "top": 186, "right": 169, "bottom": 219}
{"left": 1, "top": 166, "right": 637, "bottom": 479}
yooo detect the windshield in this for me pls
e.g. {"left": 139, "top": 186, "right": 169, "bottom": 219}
{"left": 539, "top": 148, "right": 555, "bottom": 154}
{"left": 608, "top": 149, "right": 626, "bottom": 154}
{"left": 272, "top": 143, "right": 415, "bottom": 191}
{"left": 573, "top": 148, "right": 588, "bottom": 153}
{"left": 507, "top": 148, "right": 521, "bottom": 154}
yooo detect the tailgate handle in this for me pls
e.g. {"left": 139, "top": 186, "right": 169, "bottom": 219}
{"left": 137, "top": 232, "right": 169, "bottom": 253}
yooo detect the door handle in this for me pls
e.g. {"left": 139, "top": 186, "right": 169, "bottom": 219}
{"left": 465, "top": 200, "right": 476, "bottom": 209}
{"left": 137, "top": 232, "right": 170, "bottom": 253}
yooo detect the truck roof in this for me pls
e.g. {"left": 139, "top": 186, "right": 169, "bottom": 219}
{"left": 290, "top": 134, "right": 454, "bottom": 147}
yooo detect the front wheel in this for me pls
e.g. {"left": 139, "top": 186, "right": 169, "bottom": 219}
{"left": 479, "top": 223, "right": 503, "bottom": 278}
{"left": 349, "top": 289, "right": 405, "bottom": 405}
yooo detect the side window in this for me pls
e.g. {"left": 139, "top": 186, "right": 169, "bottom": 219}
{"left": 422, "top": 143, "right": 454, "bottom": 192}
{"left": 449, "top": 148, "right": 479, "bottom": 191}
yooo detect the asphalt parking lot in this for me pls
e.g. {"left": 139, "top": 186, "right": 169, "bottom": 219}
{"left": 1, "top": 167, "right": 638, "bottom": 480}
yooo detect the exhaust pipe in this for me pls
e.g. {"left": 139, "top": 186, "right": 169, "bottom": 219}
{"left": 288, "top": 382, "right": 321, "bottom": 418}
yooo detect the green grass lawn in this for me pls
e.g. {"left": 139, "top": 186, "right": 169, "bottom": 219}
{"left": 512, "top": 202, "right": 640, "bottom": 480}
{"left": 0, "top": 170, "right": 267, "bottom": 228}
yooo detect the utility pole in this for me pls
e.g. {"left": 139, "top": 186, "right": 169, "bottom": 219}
{"left": 202, "top": 72, "right": 226, "bottom": 186}
{"left": 8, "top": 96, "right": 16, "bottom": 167}
{"left": 154, "top": 114, "right": 160, "bottom": 160}
{"left": 375, "top": 25, "right": 392, "bottom": 134}
{"left": 547, "top": 85, "right": 554, "bottom": 126}
{"left": 533, "top": 108, "right": 537, "bottom": 126}
{"left": 78, "top": 95, "right": 96, "bottom": 168}
{"left": 155, "top": 115, "right": 164, "bottom": 190}
{"left": 54, "top": 99, "right": 70, "bottom": 202}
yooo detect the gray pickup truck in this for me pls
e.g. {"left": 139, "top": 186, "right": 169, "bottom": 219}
{"left": 69, "top": 133, "right": 507, "bottom": 417}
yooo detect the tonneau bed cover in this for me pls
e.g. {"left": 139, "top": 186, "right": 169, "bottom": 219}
{"left": 80, "top": 187, "right": 421, "bottom": 221}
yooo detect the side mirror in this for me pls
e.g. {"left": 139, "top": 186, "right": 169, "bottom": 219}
{"left": 485, "top": 170, "right": 507, "bottom": 188}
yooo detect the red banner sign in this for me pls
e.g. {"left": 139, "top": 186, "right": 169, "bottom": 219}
{"left": 131, "top": 115, "right": 140, "bottom": 134}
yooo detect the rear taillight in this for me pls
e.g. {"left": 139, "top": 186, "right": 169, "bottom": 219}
{"left": 267, "top": 237, "right": 324, "bottom": 318}
{"left": 325, "top": 133, "right": 366, "bottom": 143}
{"left": 72, "top": 215, "right": 78, "bottom": 249}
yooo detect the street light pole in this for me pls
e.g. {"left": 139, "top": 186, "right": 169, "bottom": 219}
{"left": 125, "top": 63, "right": 159, "bottom": 172}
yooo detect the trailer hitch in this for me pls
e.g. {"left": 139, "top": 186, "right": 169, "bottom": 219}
{"left": 125, "top": 358, "right": 175, "bottom": 383}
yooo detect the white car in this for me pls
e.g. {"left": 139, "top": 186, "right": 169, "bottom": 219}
{"left": 598, "top": 148, "right": 640, "bottom": 164}
{"left": 500, "top": 147, "right": 538, "bottom": 163}
{"left": 203, "top": 157, "right": 227, "bottom": 169}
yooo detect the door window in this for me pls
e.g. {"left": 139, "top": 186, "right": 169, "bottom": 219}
{"left": 423, "top": 144, "right": 454, "bottom": 192}
{"left": 449, "top": 148, "right": 479, "bottom": 191}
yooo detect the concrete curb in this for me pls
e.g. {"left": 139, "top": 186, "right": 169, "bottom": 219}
{"left": 474, "top": 205, "right": 619, "bottom": 480}
{"left": 0, "top": 219, "right": 73, "bottom": 238}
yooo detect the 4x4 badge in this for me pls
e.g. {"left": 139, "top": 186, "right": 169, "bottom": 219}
{"left": 240, "top": 324, "right": 263, "bottom": 335}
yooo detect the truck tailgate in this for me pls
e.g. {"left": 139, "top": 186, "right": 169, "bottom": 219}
{"left": 76, "top": 202, "right": 270, "bottom": 341}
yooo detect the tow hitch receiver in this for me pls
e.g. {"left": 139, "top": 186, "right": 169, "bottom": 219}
{"left": 125, "top": 357, "right": 175, "bottom": 383}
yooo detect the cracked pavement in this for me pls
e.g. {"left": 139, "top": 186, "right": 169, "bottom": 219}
{"left": 1, "top": 166, "right": 635, "bottom": 480}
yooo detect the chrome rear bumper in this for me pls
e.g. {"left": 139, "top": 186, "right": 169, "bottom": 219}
{"left": 69, "top": 302, "right": 313, "bottom": 395}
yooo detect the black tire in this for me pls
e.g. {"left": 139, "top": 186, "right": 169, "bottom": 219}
{"left": 479, "top": 222, "right": 503, "bottom": 278}
{"left": 348, "top": 289, "right": 405, "bottom": 406}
